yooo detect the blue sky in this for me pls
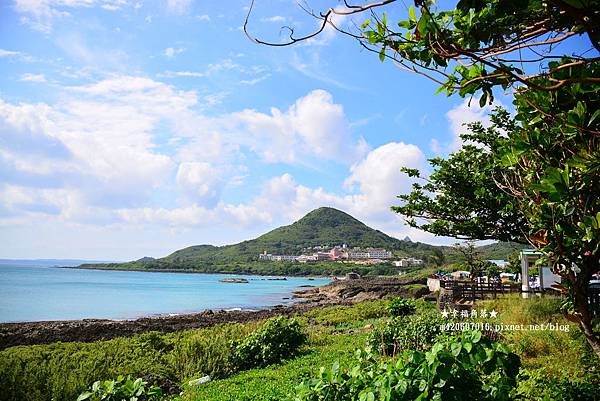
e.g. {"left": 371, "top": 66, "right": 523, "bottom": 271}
{"left": 0, "top": 0, "right": 530, "bottom": 259}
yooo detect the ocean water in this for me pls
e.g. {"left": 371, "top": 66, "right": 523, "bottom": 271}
{"left": 0, "top": 265, "right": 329, "bottom": 322}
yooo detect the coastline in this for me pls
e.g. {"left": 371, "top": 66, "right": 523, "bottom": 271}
{"left": 58, "top": 264, "right": 332, "bottom": 279}
{"left": 0, "top": 276, "right": 429, "bottom": 350}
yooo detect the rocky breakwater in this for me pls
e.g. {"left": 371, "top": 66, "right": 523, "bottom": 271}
{"left": 292, "top": 276, "right": 430, "bottom": 305}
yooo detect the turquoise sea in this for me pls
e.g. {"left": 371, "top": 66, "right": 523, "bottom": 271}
{"left": 0, "top": 265, "right": 329, "bottom": 322}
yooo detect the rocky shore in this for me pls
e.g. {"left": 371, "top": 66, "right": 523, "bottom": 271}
{"left": 0, "top": 276, "right": 429, "bottom": 350}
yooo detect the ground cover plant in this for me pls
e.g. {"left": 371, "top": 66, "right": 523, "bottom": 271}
{"left": 76, "top": 376, "right": 163, "bottom": 401}
{"left": 295, "top": 330, "right": 521, "bottom": 401}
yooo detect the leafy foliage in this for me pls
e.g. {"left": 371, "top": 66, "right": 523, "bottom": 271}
{"left": 394, "top": 109, "right": 528, "bottom": 243}
{"left": 231, "top": 316, "right": 307, "bottom": 370}
{"left": 294, "top": 330, "right": 521, "bottom": 401}
{"left": 386, "top": 297, "right": 416, "bottom": 317}
{"left": 513, "top": 369, "right": 600, "bottom": 401}
{"left": 359, "top": 1, "right": 599, "bottom": 102}
{"left": 395, "top": 79, "right": 600, "bottom": 354}
{"left": 76, "top": 375, "right": 162, "bottom": 401}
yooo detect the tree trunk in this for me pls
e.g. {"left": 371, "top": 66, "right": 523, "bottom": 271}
{"left": 571, "top": 266, "right": 600, "bottom": 359}
{"left": 577, "top": 315, "right": 600, "bottom": 358}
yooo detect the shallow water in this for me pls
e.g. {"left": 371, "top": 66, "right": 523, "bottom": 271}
{"left": 0, "top": 265, "right": 329, "bottom": 322}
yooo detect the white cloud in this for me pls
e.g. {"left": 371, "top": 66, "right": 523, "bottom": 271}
{"left": 0, "top": 49, "right": 22, "bottom": 58}
{"left": 14, "top": 0, "right": 130, "bottom": 32}
{"left": 164, "top": 47, "right": 186, "bottom": 58}
{"left": 196, "top": 14, "right": 210, "bottom": 21}
{"left": 260, "top": 16, "right": 285, "bottom": 23}
{"left": 442, "top": 97, "right": 504, "bottom": 153}
{"left": 0, "top": 76, "right": 198, "bottom": 217}
{"left": 166, "top": 0, "right": 192, "bottom": 14}
{"left": 344, "top": 142, "right": 426, "bottom": 218}
{"left": 20, "top": 73, "right": 46, "bottom": 82}
{"left": 176, "top": 162, "right": 222, "bottom": 207}
{"left": 118, "top": 204, "right": 216, "bottom": 226}
{"left": 1, "top": 78, "right": 433, "bottom": 243}
{"left": 220, "top": 142, "right": 426, "bottom": 230}
{"left": 239, "top": 74, "right": 270, "bottom": 85}
{"left": 230, "top": 89, "right": 367, "bottom": 165}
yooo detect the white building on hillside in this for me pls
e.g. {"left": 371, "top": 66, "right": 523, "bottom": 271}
{"left": 394, "top": 258, "right": 423, "bottom": 267}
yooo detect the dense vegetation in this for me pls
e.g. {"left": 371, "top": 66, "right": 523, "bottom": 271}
{"left": 2, "top": 296, "right": 598, "bottom": 401}
{"left": 295, "top": 330, "right": 521, "bottom": 401}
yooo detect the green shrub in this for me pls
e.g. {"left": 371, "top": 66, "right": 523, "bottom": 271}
{"left": 0, "top": 337, "right": 173, "bottom": 401}
{"left": 294, "top": 330, "right": 521, "bottom": 401}
{"left": 513, "top": 369, "right": 599, "bottom": 401}
{"left": 386, "top": 297, "right": 416, "bottom": 317}
{"left": 77, "top": 375, "right": 162, "bottom": 401}
{"left": 367, "top": 310, "right": 446, "bottom": 356}
{"left": 0, "top": 324, "right": 250, "bottom": 401}
{"left": 231, "top": 316, "right": 307, "bottom": 370}
{"left": 168, "top": 323, "right": 251, "bottom": 380}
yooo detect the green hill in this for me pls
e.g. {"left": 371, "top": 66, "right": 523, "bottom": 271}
{"left": 79, "top": 207, "right": 523, "bottom": 273}
{"left": 166, "top": 207, "right": 409, "bottom": 264}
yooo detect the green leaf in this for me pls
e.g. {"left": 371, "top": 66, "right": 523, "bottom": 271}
{"left": 451, "top": 342, "right": 462, "bottom": 356}
{"left": 479, "top": 92, "right": 487, "bottom": 107}
{"left": 409, "top": 5, "right": 417, "bottom": 22}
{"left": 588, "top": 109, "right": 600, "bottom": 127}
{"left": 76, "top": 392, "right": 93, "bottom": 401}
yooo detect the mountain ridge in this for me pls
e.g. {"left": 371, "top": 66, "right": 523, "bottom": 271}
{"left": 163, "top": 207, "right": 427, "bottom": 265}
{"left": 79, "top": 207, "right": 524, "bottom": 272}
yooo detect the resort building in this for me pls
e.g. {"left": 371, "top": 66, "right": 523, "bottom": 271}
{"left": 394, "top": 258, "right": 424, "bottom": 267}
{"left": 366, "top": 249, "right": 393, "bottom": 259}
{"left": 347, "top": 248, "right": 392, "bottom": 260}
{"left": 259, "top": 251, "right": 298, "bottom": 262}
{"left": 259, "top": 246, "right": 392, "bottom": 263}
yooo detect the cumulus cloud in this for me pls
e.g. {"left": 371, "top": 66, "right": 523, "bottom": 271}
{"left": 2, "top": 76, "right": 429, "bottom": 243}
{"left": 344, "top": 142, "right": 426, "bottom": 218}
{"left": 0, "top": 76, "right": 190, "bottom": 219}
{"left": 222, "top": 142, "right": 426, "bottom": 228}
{"left": 176, "top": 162, "right": 223, "bottom": 207}
{"left": 230, "top": 89, "right": 367, "bottom": 165}
{"left": 437, "top": 97, "right": 505, "bottom": 153}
